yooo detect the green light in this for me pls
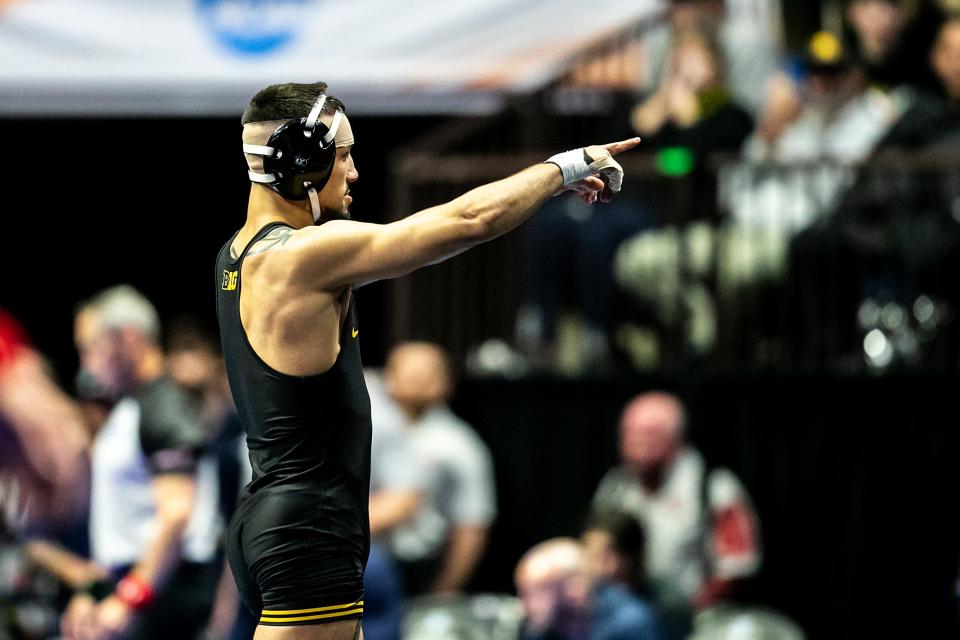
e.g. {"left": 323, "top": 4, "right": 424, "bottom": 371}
{"left": 656, "top": 147, "right": 695, "bottom": 176}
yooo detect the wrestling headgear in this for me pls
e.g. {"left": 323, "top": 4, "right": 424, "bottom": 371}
{"left": 242, "top": 93, "right": 348, "bottom": 222}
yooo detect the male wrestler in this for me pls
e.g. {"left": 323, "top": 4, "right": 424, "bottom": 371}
{"left": 215, "top": 81, "right": 639, "bottom": 640}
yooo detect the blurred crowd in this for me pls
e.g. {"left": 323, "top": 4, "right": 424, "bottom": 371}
{"left": 516, "top": 0, "right": 960, "bottom": 376}
{"left": 0, "top": 288, "right": 787, "bottom": 640}
{"left": 1, "top": 291, "right": 504, "bottom": 640}
{"left": 3, "top": 1, "right": 960, "bottom": 638}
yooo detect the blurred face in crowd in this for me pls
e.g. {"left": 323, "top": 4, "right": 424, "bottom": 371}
{"left": 516, "top": 562, "right": 565, "bottom": 632}
{"left": 846, "top": 0, "right": 905, "bottom": 62}
{"left": 619, "top": 393, "right": 683, "bottom": 476}
{"left": 581, "top": 529, "right": 617, "bottom": 582}
{"left": 515, "top": 541, "right": 590, "bottom": 634}
{"left": 167, "top": 346, "right": 219, "bottom": 395}
{"left": 669, "top": 35, "right": 720, "bottom": 91}
{"left": 385, "top": 342, "right": 451, "bottom": 419}
{"left": 932, "top": 19, "right": 960, "bottom": 100}
{"left": 74, "top": 308, "right": 136, "bottom": 397}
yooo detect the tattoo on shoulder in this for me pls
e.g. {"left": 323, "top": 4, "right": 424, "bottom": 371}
{"left": 247, "top": 228, "right": 294, "bottom": 256}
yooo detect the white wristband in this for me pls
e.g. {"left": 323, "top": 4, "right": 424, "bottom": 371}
{"left": 545, "top": 147, "right": 625, "bottom": 193}
{"left": 545, "top": 148, "right": 592, "bottom": 185}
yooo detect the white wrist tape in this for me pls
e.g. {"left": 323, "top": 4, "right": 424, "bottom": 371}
{"left": 545, "top": 148, "right": 625, "bottom": 192}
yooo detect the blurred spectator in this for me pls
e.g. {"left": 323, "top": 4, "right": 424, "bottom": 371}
{"left": 604, "top": 30, "right": 755, "bottom": 368}
{"left": 164, "top": 317, "right": 257, "bottom": 640}
{"left": 518, "top": 30, "right": 750, "bottom": 374}
{"left": 880, "top": 14, "right": 960, "bottom": 149}
{"left": 580, "top": 511, "right": 646, "bottom": 593}
{"left": 632, "top": 28, "right": 754, "bottom": 228}
{"left": 731, "top": 32, "right": 907, "bottom": 232}
{"left": 62, "top": 286, "right": 222, "bottom": 640}
{"left": 933, "top": 14, "right": 960, "bottom": 104}
{"left": 364, "top": 369, "right": 427, "bottom": 640}
{"left": 747, "top": 31, "right": 901, "bottom": 162}
{"left": 702, "top": 31, "right": 907, "bottom": 366}
{"left": 165, "top": 317, "right": 244, "bottom": 522}
{"left": 367, "top": 368, "right": 425, "bottom": 540}
{"left": 383, "top": 342, "right": 496, "bottom": 596}
{"left": 781, "top": 17, "right": 960, "bottom": 372}
{"left": 844, "top": 0, "right": 944, "bottom": 92}
{"left": 515, "top": 537, "right": 663, "bottom": 640}
{"left": 631, "top": 29, "right": 753, "bottom": 163}
{"left": 591, "top": 392, "right": 760, "bottom": 640}
{"left": 0, "top": 309, "right": 89, "bottom": 536}
{"left": 0, "top": 310, "right": 91, "bottom": 639}
{"left": 638, "top": 0, "right": 780, "bottom": 115}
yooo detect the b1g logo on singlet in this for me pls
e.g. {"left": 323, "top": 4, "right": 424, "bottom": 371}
{"left": 222, "top": 270, "right": 238, "bottom": 291}
{"left": 197, "top": 0, "right": 312, "bottom": 57}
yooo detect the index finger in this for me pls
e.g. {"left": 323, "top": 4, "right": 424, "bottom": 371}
{"left": 602, "top": 137, "right": 642, "bottom": 156}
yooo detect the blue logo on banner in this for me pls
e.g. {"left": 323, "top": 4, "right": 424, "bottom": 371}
{"left": 197, "top": 0, "right": 309, "bottom": 56}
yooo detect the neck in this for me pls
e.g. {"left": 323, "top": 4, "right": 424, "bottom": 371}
{"left": 630, "top": 455, "right": 677, "bottom": 492}
{"left": 400, "top": 402, "right": 440, "bottom": 423}
{"left": 246, "top": 184, "right": 314, "bottom": 231}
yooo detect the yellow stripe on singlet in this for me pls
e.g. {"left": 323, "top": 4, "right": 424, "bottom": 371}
{"left": 261, "top": 600, "right": 364, "bottom": 616}
{"left": 260, "top": 608, "right": 364, "bottom": 623}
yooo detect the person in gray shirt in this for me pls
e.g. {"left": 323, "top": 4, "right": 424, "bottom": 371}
{"left": 380, "top": 342, "right": 497, "bottom": 596}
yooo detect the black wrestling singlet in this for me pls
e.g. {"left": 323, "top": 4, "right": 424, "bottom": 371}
{"left": 214, "top": 222, "right": 371, "bottom": 621}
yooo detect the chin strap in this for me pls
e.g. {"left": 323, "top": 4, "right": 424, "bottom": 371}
{"left": 304, "top": 181, "right": 322, "bottom": 223}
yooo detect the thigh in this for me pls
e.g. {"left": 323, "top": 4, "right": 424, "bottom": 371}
{"left": 254, "top": 619, "right": 362, "bottom": 640}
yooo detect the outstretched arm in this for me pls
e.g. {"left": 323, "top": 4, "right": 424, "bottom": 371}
{"left": 282, "top": 138, "right": 641, "bottom": 290}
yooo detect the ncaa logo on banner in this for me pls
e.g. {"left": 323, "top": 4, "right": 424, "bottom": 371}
{"left": 197, "top": 0, "right": 311, "bottom": 56}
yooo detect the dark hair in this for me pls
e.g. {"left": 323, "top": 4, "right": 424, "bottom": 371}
{"left": 241, "top": 81, "right": 346, "bottom": 125}
{"left": 583, "top": 510, "right": 645, "bottom": 559}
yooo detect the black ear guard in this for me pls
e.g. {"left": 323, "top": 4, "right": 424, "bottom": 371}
{"left": 244, "top": 94, "right": 344, "bottom": 201}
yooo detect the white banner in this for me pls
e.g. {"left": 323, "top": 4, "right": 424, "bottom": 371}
{"left": 0, "top": 0, "right": 658, "bottom": 116}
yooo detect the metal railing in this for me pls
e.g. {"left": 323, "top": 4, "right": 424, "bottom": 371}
{"left": 386, "top": 148, "right": 960, "bottom": 375}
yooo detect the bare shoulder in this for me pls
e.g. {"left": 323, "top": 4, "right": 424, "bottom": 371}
{"left": 247, "top": 225, "right": 296, "bottom": 257}
{"left": 239, "top": 221, "right": 378, "bottom": 292}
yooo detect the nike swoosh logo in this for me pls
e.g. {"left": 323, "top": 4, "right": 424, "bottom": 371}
{"left": 352, "top": 328, "right": 359, "bottom": 338}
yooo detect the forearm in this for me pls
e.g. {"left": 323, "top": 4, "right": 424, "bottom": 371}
{"left": 369, "top": 490, "right": 421, "bottom": 536}
{"left": 126, "top": 514, "right": 191, "bottom": 590}
{"left": 431, "top": 525, "right": 488, "bottom": 593}
{"left": 24, "top": 541, "right": 107, "bottom": 589}
{"left": 128, "top": 474, "right": 197, "bottom": 590}
{"left": 289, "top": 138, "right": 633, "bottom": 289}
{"left": 454, "top": 163, "right": 564, "bottom": 243}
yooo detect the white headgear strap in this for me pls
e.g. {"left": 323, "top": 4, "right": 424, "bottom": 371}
{"left": 241, "top": 119, "right": 287, "bottom": 181}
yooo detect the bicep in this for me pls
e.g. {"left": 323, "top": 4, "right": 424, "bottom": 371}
{"left": 289, "top": 204, "right": 482, "bottom": 290}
